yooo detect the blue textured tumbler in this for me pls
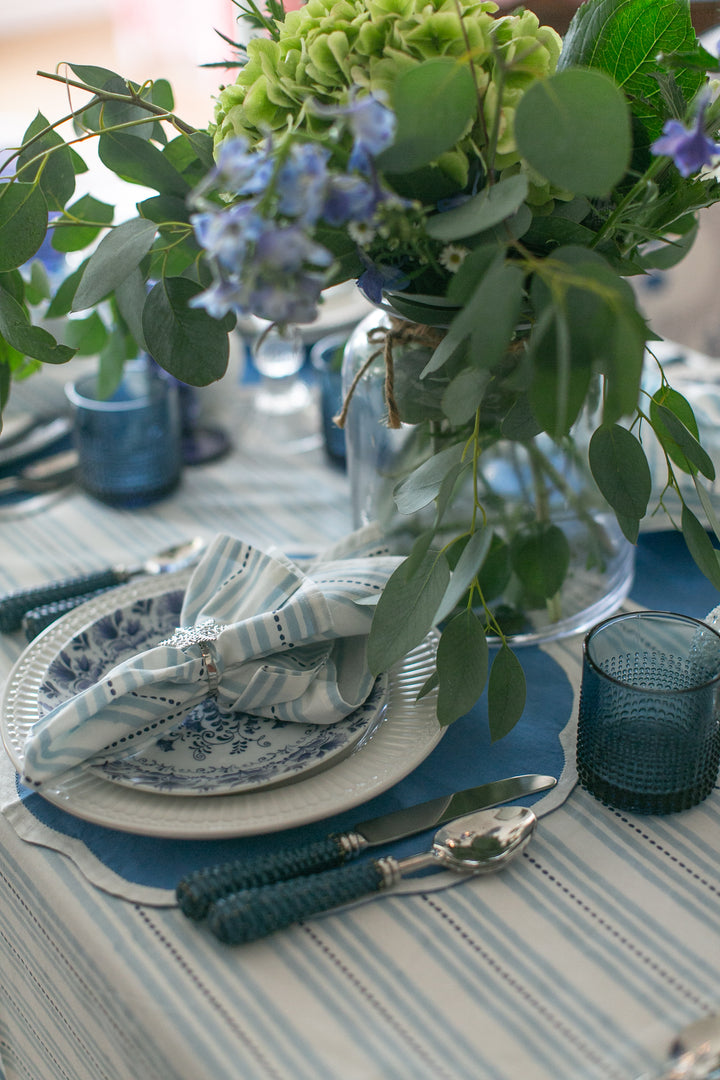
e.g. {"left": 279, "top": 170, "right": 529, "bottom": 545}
{"left": 576, "top": 610, "right": 720, "bottom": 813}
{"left": 66, "top": 360, "right": 182, "bottom": 508}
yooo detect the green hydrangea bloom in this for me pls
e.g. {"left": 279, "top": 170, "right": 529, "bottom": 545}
{"left": 215, "top": 0, "right": 561, "bottom": 188}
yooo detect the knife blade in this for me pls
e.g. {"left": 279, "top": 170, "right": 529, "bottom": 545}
{"left": 176, "top": 772, "right": 557, "bottom": 919}
{"left": 0, "top": 537, "right": 205, "bottom": 634}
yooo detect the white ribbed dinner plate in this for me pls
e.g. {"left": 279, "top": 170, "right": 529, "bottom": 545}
{"left": 1, "top": 569, "right": 443, "bottom": 838}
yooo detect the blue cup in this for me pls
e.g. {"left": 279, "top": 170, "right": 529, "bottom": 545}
{"left": 576, "top": 610, "right": 720, "bottom": 813}
{"left": 65, "top": 360, "right": 182, "bottom": 507}
{"left": 311, "top": 333, "right": 347, "bottom": 466}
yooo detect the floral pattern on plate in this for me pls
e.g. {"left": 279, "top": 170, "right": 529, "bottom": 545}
{"left": 37, "top": 589, "right": 387, "bottom": 796}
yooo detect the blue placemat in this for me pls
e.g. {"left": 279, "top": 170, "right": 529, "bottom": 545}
{"left": 12, "top": 530, "right": 719, "bottom": 892}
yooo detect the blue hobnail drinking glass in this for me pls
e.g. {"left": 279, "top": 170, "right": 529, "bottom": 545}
{"left": 65, "top": 359, "right": 182, "bottom": 507}
{"left": 576, "top": 610, "right": 720, "bottom": 813}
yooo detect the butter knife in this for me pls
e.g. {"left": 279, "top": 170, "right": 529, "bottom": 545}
{"left": 0, "top": 537, "right": 205, "bottom": 634}
{"left": 176, "top": 772, "right": 557, "bottom": 919}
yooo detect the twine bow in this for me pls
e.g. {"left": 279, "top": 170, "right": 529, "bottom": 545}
{"left": 334, "top": 318, "right": 445, "bottom": 430}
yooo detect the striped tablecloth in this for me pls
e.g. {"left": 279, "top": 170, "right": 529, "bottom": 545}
{"left": 1, "top": 381, "right": 720, "bottom": 1080}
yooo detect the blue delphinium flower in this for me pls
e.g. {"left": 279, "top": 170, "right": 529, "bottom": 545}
{"left": 275, "top": 142, "right": 331, "bottom": 224}
{"left": 347, "top": 96, "right": 397, "bottom": 174}
{"left": 651, "top": 98, "right": 720, "bottom": 177}
{"left": 357, "top": 256, "right": 410, "bottom": 304}
{"left": 191, "top": 204, "right": 263, "bottom": 272}
{"left": 322, "top": 174, "right": 379, "bottom": 226}
{"left": 215, "top": 136, "right": 274, "bottom": 195}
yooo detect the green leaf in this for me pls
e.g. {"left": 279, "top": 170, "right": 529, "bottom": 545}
{"left": 72, "top": 218, "right": 157, "bottom": 311}
{"left": 137, "top": 194, "right": 191, "bottom": 225}
{"left": 0, "top": 287, "right": 75, "bottom": 364}
{"left": 436, "top": 611, "right": 488, "bottom": 726}
{"left": 442, "top": 367, "right": 491, "bottom": 425}
{"left": 558, "top": 0, "right": 703, "bottom": 141}
{"left": 17, "top": 112, "right": 76, "bottom": 211}
{"left": 422, "top": 257, "right": 522, "bottom": 378}
{"left": 514, "top": 69, "right": 631, "bottom": 197}
{"left": 588, "top": 424, "right": 652, "bottom": 520}
{"left": 650, "top": 389, "right": 714, "bottom": 480}
{"left": 0, "top": 183, "right": 48, "bottom": 271}
{"left": 97, "top": 326, "right": 130, "bottom": 399}
{"left": 487, "top": 645, "right": 526, "bottom": 742}
{"left": 367, "top": 551, "right": 450, "bottom": 675}
{"left": 375, "top": 58, "right": 477, "bottom": 174}
{"left": 45, "top": 261, "right": 87, "bottom": 318}
{"left": 510, "top": 523, "right": 570, "bottom": 600}
{"left": 435, "top": 529, "right": 493, "bottom": 622}
{"left": 394, "top": 443, "right": 465, "bottom": 515}
{"left": 62, "top": 312, "right": 108, "bottom": 355}
{"left": 98, "top": 132, "right": 192, "bottom": 197}
{"left": 681, "top": 504, "right": 720, "bottom": 591}
{"left": 114, "top": 268, "right": 148, "bottom": 352}
{"left": 142, "top": 277, "right": 229, "bottom": 385}
{"left": 426, "top": 173, "right": 529, "bottom": 243}
{"left": 51, "top": 194, "right": 114, "bottom": 252}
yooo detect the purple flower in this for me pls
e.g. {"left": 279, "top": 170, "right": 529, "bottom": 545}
{"left": 322, "top": 174, "right": 378, "bottom": 226}
{"left": 255, "top": 224, "right": 333, "bottom": 272}
{"left": 651, "top": 102, "right": 720, "bottom": 177}
{"left": 357, "top": 258, "right": 410, "bottom": 304}
{"left": 191, "top": 205, "right": 263, "bottom": 272}
{"left": 190, "top": 279, "right": 252, "bottom": 319}
{"left": 347, "top": 97, "right": 396, "bottom": 174}
{"left": 215, "top": 136, "right": 274, "bottom": 195}
{"left": 276, "top": 142, "right": 331, "bottom": 224}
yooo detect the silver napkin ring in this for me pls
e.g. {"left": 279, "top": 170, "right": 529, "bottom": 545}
{"left": 159, "top": 620, "right": 227, "bottom": 696}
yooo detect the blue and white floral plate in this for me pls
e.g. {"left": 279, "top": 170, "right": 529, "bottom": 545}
{"left": 2, "top": 570, "right": 443, "bottom": 837}
{"left": 35, "top": 591, "right": 388, "bottom": 796}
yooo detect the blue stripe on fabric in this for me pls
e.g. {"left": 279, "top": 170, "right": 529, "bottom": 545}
{"left": 402, "top": 891, "right": 620, "bottom": 1080}
{"left": 526, "top": 812, "right": 720, "bottom": 1006}
{"left": 272, "top": 928, "right": 444, "bottom": 1080}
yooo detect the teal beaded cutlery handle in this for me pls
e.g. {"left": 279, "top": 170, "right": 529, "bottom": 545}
{"left": 176, "top": 836, "right": 352, "bottom": 920}
{"left": 206, "top": 859, "right": 390, "bottom": 945}
{"left": 0, "top": 569, "right": 125, "bottom": 633}
{"left": 22, "top": 588, "right": 117, "bottom": 640}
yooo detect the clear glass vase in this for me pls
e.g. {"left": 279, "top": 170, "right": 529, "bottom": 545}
{"left": 341, "top": 310, "right": 634, "bottom": 646}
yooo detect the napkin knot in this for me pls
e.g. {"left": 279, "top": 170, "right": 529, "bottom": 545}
{"left": 159, "top": 619, "right": 229, "bottom": 696}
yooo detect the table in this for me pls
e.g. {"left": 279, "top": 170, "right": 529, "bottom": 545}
{"left": 1, "top": 377, "right": 720, "bottom": 1080}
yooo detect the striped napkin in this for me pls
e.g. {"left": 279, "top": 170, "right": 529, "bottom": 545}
{"left": 22, "top": 530, "right": 401, "bottom": 788}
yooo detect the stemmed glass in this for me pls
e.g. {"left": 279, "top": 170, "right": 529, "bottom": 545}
{"left": 249, "top": 323, "right": 321, "bottom": 453}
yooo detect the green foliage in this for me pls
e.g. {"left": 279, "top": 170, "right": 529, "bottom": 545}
{"left": 0, "top": 0, "right": 719, "bottom": 742}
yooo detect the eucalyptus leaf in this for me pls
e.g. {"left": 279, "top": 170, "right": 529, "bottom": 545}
{"left": 442, "top": 367, "right": 491, "bottom": 425}
{"left": 681, "top": 504, "right": 720, "bottom": 591}
{"left": 588, "top": 424, "right": 651, "bottom": 520}
{"left": 510, "top": 524, "right": 570, "bottom": 600}
{"left": 0, "top": 183, "right": 48, "bottom": 272}
{"left": 487, "top": 645, "right": 526, "bottom": 742}
{"left": 142, "top": 277, "right": 229, "bottom": 385}
{"left": 694, "top": 476, "right": 720, "bottom": 547}
{"left": 98, "top": 132, "right": 192, "bottom": 197}
{"left": 62, "top": 312, "right": 108, "bottom": 355}
{"left": 375, "top": 59, "right": 477, "bottom": 174}
{"left": 426, "top": 174, "right": 529, "bottom": 243}
{"left": 18, "top": 112, "right": 76, "bottom": 211}
{"left": 394, "top": 442, "right": 465, "bottom": 515}
{"left": 435, "top": 529, "right": 493, "bottom": 623}
{"left": 115, "top": 267, "right": 148, "bottom": 352}
{"left": 0, "top": 288, "right": 75, "bottom": 364}
{"left": 436, "top": 611, "right": 488, "bottom": 726}
{"left": 51, "top": 194, "right": 114, "bottom": 253}
{"left": 650, "top": 390, "right": 714, "bottom": 480}
{"left": 367, "top": 551, "right": 450, "bottom": 675}
{"left": 72, "top": 218, "right": 158, "bottom": 311}
{"left": 514, "top": 69, "right": 631, "bottom": 197}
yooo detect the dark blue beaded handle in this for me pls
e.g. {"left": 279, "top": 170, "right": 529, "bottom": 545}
{"left": 0, "top": 569, "right": 124, "bottom": 633}
{"left": 22, "top": 587, "right": 118, "bottom": 640}
{"left": 177, "top": 836, "right": 349, "bottom": 920}
{"left": 206, "top": 860, "right": 388, "bottom": 945}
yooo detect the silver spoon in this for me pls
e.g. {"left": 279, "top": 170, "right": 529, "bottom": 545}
{"left": 206, "top": 805, "right": 537, "bottom": 945}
